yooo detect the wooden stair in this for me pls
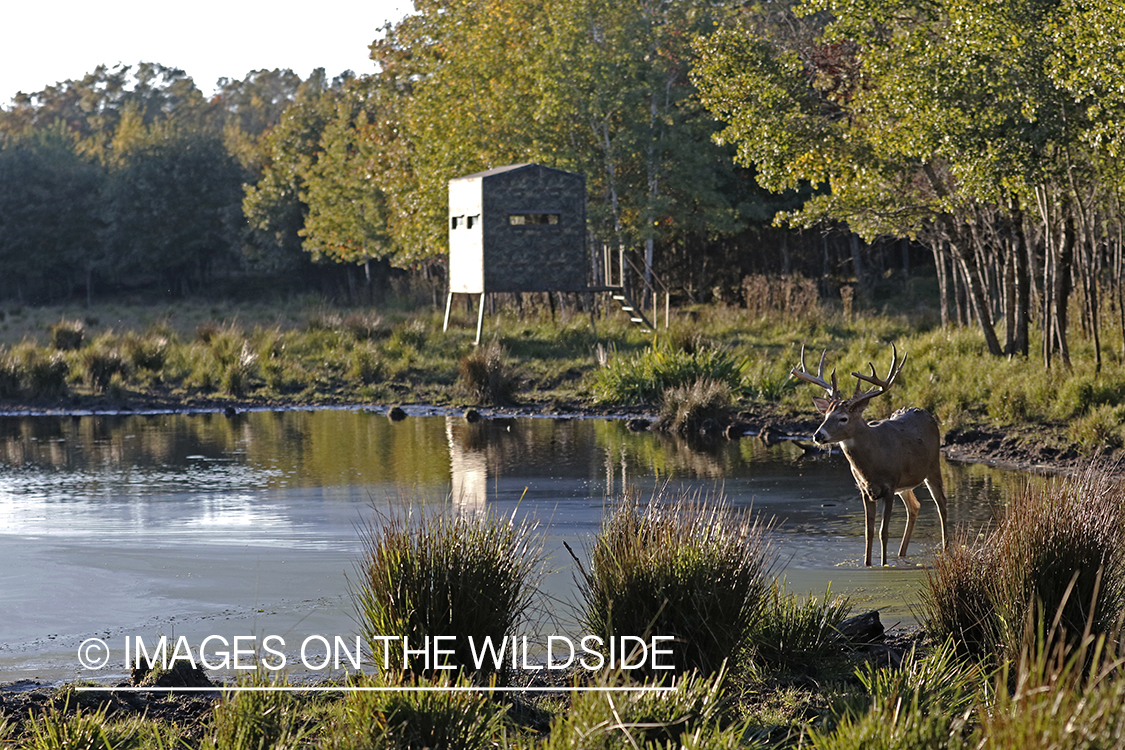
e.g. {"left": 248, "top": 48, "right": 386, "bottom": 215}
{"left": 611, "top": 290, "right": 654, "bottom": 331}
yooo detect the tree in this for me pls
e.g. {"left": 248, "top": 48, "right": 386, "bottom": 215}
{"left": 102, "top": 125, "right": 245, "bottom": 294}
{"left": 692, "top": 0, "right": 1121, "bottom": 359}
{"left": 0, "top": 124, "right": 104, "bottom": 302}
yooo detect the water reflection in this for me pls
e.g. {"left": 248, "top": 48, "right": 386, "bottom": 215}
{"left": 0, "top": 410, "right": 1038, "bottom": 680}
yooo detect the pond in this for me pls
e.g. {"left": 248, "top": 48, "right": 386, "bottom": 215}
{"left": 0, "top": 407, "right": 1030, "bottom": 683}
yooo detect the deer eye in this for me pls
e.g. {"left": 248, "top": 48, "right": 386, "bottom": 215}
{"left": 838, "top": 416, "right": 848, "bottom": 424}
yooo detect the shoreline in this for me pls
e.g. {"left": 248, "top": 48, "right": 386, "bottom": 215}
{"left": 0, "top": 397, "right": 1098, "bottom": 478}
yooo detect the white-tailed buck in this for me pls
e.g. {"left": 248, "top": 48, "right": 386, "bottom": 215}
{"left": 791, "top": 346, "right": 948, "bottom": 566}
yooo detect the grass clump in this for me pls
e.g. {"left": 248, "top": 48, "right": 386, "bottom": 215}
{"left": 458, "top": 340, "right": 516, "bottom": 405}
{"left": 539, "top": 670, "right": 741, "bottom": 749}
{"left": 48, "top": 319, "right": 85, "bottom": 351}
{"left": 575, "top": 489, "right": 775, "bottom": 677}
{"left": 803, "top": 641, "right": 980, "bottom": 750}
{"left": 751, "top": 584, "right": 851, "bottom": 670}
{"left": 655, "top": 377, "right": 732, "bottom": 434}
{"left": 323, "top": 672, "right": 507, "bottom": 750}
{"left": 201, "top": 673, "right": 309, "bottom": 750}
{"left": 8, "top": 344, "right": 69, "bottom": 398}
{"left": 590, "top": 344, "right": 744, "bottom": 405}
{"left": 347, "top": 342, "right": 384, "bottom": 385}
{"left": 921, "top": 465, "right": 1125, "bottom": 663}
{"left": 1068, "top": 403, "right": 1125, "bottom": 451}
{"left": 79, "top": 339, "right": 130, "bottom": 392}
{"left": 352, "top": 506, "right": 544, "bottom": 678}
{"left": 121, "top": 331, "right": 170, "bottom": 373}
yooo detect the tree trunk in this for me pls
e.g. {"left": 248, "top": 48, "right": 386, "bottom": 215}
{"left": 931, "top": 241, "right": 950, "bottom": 327}
{"left": 950, "top": 235, "right": 1004, "bottom": 356}
{"left": 1054, "top": 216, "right": 1075, "bottom": 368}
{"left": 1011, "top": 204, "right": 1030, "bottom": 357}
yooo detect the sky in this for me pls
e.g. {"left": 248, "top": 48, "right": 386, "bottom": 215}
{"left": 0, "top": 0, "right": 414, "bottom": 105}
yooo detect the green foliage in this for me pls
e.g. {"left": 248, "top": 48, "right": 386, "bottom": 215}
{"left": 202, "top": 674, "right": 308, "bottom": 750}
{"left": 541, "top": 671, "right": 739, "bottom": 749}
{"left": 656, "top": 378, "right": 732, "bottom": 434}
{"left": 1052, "top": 373, "right": 1125, "bottom": 420}
{"left": 347, "top": 342, "right": 384, "bottom": 385}
{"left": 351, "top": 507, "right": 544, "bottom": 677}
{"left": 458, "top": 340, "right": 517, "bottom": 405}
{"left": 591, "top": 344, "right": 744, "bottom": 405}
{"left": 921, "top": 467, "right": 1125, "bottom": 664}
{"left": 102, "top": 128, "right": 245, "bottom": 295}
{"left": 808, "top": 642, "right": 980, "bottom": 750}
{"left": 8, "top": 343, "right": 69, "bottom": 398}
{"left": 1068, "top": 404, "right": 1125, "bottom": 451}
{"left": 121, "top": 331, "right": 171, "bottom": 372}
{"left": 0, "top": 126, "right": 104, "bottom": 303}
{"left": 974, "top": 626, "right": 1125, "bottom": 749}
{"left": 751, "top": 584, "right": 851, "bottom": 670}
{"left": 25, "top": 704, "right": 117, "bottom": 750}
{"left": 49, "top": 319, "right": 86, "bottom": 351}
{"left": 79, "top": 340, "right": 130, "bottom": 392}
{"left": 323, "top": 673, "right": 508, "bottom": 750}
{"left": 576, "top": 489, "right": 775, "bottom": 677}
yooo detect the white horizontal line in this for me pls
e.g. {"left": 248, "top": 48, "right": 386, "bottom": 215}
{"left": 76, "top": 685, "right": 675, "bottom": 693}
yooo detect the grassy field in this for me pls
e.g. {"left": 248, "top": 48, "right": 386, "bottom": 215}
{"left": 1, "top": 288, "right": 1122, "bottom": 459}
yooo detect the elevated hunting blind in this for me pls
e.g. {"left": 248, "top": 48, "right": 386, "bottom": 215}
{"left": 444, "top": 163, "right": 587, "bottom": 342}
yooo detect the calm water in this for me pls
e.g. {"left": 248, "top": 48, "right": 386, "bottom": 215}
{"left": 0, "top": 408, "right": 1028, "bottom": 682}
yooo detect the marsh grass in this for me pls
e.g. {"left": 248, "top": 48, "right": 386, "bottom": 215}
{"left": 202, "top": 673, "right": 309, "bottom": 750}
{"left": 351, "top": 506, "right": 544, "bottom": 678}
{"left": 922, "top": 466, "right": 1125, "bottom": 664}
{"left": 458, "top": 339, "right": 516, "bottom": 405}
{"left": 655, "top": 378, "right": 732, "bottom": 434}
{"left": 575, "top": 489, "right": 775, "bottom": 677}
{"left": 10, "top": 343, "right": 68, "bottom": 397}
{"left": 48, "top": 319, "right": 85, "bottom": 351}
{"left": 323, "top": 673, "right": 508, "bottom": 750}
{"left": 79, "top": 337, "right": 130, "bottom": 391}
{"left": 22, "top": 699, "right": 176, "bottom": 750}
{"left": 3, "top": 294, "right": 1125, "bottom": 451}
{"left": 751, "top": 584, "right": 852, "bottom": 670}
{"left": 974, "top": 621, "right": 1125, "bottom": 749}
{"left": 537, "top": 670, "right": 741, "bottom": 750}
{"left": 591, "top": 344, "right": 744, "bottom": 405}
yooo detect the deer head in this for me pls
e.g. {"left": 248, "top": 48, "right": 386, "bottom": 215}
{"left": 791, "top": 346, "right": 906, "bottom": 445}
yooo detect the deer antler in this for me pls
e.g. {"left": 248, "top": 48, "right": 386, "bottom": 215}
{"left": 791, "top": 346, "right": 842, "bottom": 401}
{"left": 850, "top": 345, "right": 906, "bottom": 403}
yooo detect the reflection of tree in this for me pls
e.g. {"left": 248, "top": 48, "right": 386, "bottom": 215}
{"left": 596, "top": 422, "right": 740, "bottom": 481}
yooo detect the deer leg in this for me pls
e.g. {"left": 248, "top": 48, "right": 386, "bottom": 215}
{"left": 924, "top": 475, "right": 950, "bottom": 550}
{"left": 897, "top": 489, "right": 922, "bottom": 557}
{"left": 862, "top": 493, "right": 877, "bottom": 567}
{"left": 878, "top": 491, "right": 893, "bottom": 566}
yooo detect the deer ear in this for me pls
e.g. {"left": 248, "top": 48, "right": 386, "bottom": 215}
{"left": 849, "top": 395, "right": 874, "bottom": 415}
{"left": 812, "top": 397, "right": 832, "bottom": 415}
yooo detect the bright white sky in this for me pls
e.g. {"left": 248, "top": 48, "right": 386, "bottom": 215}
{"left": 0, "top": 0, "right": 414, "bottom": 105}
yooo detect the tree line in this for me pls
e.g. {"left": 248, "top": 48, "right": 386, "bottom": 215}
{"left": 3, "top": 0, "right": 1124, "bottom": 370}
{"left": 693, "top": 0, "right": 1125, "bottom": 366}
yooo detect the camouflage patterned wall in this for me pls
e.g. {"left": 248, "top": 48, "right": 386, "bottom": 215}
{"left": 449, "top": 164, "right": 587, "bottom": 294}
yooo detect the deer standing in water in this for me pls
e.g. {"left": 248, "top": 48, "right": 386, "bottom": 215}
{"left": 791, "top": 346, "right": 948, "bottom": 566}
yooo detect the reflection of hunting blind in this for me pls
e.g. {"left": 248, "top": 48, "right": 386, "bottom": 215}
{"left": 444, "top": 163, "right": 587, "bottom": 343}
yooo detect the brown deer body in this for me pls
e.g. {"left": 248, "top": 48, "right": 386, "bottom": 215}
{"left": 793, "top": 347, "right": 948, "bottom": 566}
